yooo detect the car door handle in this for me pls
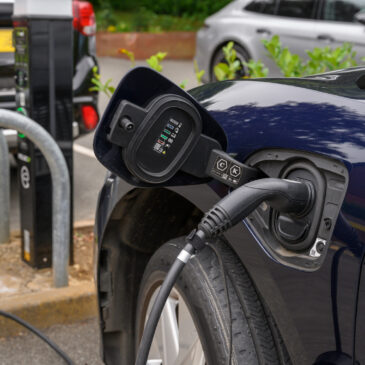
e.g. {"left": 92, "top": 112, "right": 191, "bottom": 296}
{"left": 317, "top": 34, "right": 334, "bottom": 42}
{"left": 256, "top": 28, "right": 271, "bottom": 35}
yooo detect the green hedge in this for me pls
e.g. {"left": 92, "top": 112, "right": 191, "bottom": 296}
{"left": 90, "top": 0, "right": 231, "bottom": 16}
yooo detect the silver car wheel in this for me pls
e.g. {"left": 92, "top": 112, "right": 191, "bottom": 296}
{"left": 145, "top": 287, "right": 205, "bottom": 365}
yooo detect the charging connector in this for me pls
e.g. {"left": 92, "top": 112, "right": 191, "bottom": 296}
{"left": 135, "top": 177, "right": 313, "bottom": 365}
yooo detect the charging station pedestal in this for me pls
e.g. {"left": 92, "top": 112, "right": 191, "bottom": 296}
{"left": 13, "top": 0, "right": 73, "bottom": 268}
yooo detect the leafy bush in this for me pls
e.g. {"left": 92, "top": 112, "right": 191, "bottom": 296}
{"left": 214, "top": 37, "right": 359, "bottom": 80}
{"left": 130, "top": 8, "right": 156, "bottom": 31}
{"left": 146, "top": 52, "right": 167, "bottom": 72}
{"left": 90, "top": 66, "right": 115, "bottom": 98}
{"left": 138, "top": 0, "right": 231, "bottom": 17}
{"left": 214, "top": 42, "right": 242, "bottom": 80}
{"left": 243, "top": 59, "right": 268, "bottom": 78}
{"left": 214, "top": 42, "right": 268, "bottom": 80}
{"left": 96, "top": 8, "right": 204, "bottom": 32}
{"left": 263, "top": 35, "right": 358, "bottom": 77}
{"left": 90, "top": 0, "right": 231, "bottom": 17}
{"left": 262, "top": 36, "right": 303, "bottom": 77}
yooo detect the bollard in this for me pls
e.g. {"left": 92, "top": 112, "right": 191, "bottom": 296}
{"left": 0, "top": 110, "right": 70, "bottom": 287}
{"left": 0, "top": 129, "right": 10, "bottom": 244}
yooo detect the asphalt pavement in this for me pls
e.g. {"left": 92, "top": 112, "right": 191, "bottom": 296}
{"left": 9, "top": 57, "right": 198, "bottom": 231}
{"left": 0, "top": 318, "right": 103, "bottom": 365}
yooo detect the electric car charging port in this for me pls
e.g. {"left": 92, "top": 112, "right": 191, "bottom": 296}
{"left": 245, "top": 149, "right": 349, "bottom": 271}
{"left": 273, "top": 161, "right": 325, "bottom": 252}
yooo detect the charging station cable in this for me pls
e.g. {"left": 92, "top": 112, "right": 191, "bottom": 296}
{"left": 0, "top": 310, "right": 75, "bottom": 365}
{"left": 135, "top": 177, "right": 313, "bottom": 365}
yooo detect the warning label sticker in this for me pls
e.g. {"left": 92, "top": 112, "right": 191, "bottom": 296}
{"left": 212, "top": 157, "right": 242, "bottom": 185}
{"left": 23, "top": 229, "right": 30, "bottom": 262}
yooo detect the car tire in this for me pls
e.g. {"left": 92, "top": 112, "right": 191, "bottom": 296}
{"left": 210, "top": 43, "right": 250, "bottom": 82}
{"left": 135, "top": 237, "right": 287, "bottom": 365}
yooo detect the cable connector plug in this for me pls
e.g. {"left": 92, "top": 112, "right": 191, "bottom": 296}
{"left": 198, "top": 206, "right": 232, "bottom": 238}
{"left": 186, "top": 229, "right": 207, "bottom": 251}
{"left": 196, "top": 178, "right": 313, "bottom": 240}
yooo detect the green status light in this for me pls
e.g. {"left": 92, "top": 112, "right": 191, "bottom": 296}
{"left": 17, "top": 107, "right": 27, "bottom": 116}
{"left": 16, "top": 107, "right": 27, "bottom": 138}
{"left": 161, "top": 134, "right": 168, "bottom": 140}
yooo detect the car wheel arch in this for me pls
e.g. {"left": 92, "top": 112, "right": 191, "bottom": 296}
{"left": 96, "top": 186, "right": 291, "bottom": 364}
{"left": 97, "top": 187, "right": 203, "bottom": 364}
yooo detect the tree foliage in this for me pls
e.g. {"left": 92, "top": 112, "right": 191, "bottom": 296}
{"left": 90, "top": 0, "right": 231, "bottom": 17}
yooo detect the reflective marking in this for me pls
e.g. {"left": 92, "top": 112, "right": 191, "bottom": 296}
{"left": 23, "top": 229, "right": 30, "bottom": 261}
{"left": 177, "top": 249, "right": 192, "bottom": 263}
{"left": 349, "top": 220, "right": 365, "bottom": 233}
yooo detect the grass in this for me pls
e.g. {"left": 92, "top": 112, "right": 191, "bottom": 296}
{"left": 96, "top": 10, "right": 204, "bottom": 32}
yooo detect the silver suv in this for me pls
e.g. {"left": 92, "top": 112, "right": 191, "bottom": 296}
{"left": 196, "top": 0, "right": 365, "bottom": 82}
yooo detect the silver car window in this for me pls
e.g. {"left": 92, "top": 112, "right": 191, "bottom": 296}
{"left": 276, "top": 0, "right": 318, "bottom": 18}
{"left": 321, "top": 0, "right": 365, "bottom": 21}
{"left": 245, "top": 0, "right": 276, "bottom": 14}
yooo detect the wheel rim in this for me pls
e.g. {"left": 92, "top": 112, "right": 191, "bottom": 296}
{"left": 144, "top": 287, "right": 205, "bottom": 365}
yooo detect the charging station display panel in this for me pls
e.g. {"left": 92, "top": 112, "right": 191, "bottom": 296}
{"left": 125, "top": 96, "right": 203, "bottom": 183}
{"left": 136, "top": 109, "right": 195, "bottom": 173}
{"left": 152, "top": 117, "right": 182, "bottom": 156}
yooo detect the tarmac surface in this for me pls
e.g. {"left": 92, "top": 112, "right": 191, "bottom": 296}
{"left": 0, "top": 318, "right": 103, "bottom": 365}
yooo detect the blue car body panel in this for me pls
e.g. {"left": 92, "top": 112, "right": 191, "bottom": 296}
{"left": 95, "top": 67, "right": 365, "bottom": 364}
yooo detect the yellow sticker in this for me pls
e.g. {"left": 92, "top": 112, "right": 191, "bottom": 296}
{"left": 24, "top": 251, "right": 30, "bottom": 262}
{"left": 0, "top": 29, "right": 14, "bottom": 53}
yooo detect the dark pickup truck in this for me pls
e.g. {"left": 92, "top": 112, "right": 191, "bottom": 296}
{"left": 0, "top": 0, "right": 99, "bottom": 150}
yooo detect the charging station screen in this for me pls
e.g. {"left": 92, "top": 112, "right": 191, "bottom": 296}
{"left": 135, "top": 108, "right": 194, "bottom": 174}
{"left": 153, "top": 118, "right": 182, "bottom": 155}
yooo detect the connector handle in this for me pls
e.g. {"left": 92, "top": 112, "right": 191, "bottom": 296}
{"left": 199, "top": 178, "right": 313, "bottom": 238}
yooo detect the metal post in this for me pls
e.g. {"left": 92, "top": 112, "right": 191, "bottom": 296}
{"left": 0, "top": 109, "right": 70, "bottom": 287}
{"left": 0, "top": 129, "right": 10, "bottom": 244}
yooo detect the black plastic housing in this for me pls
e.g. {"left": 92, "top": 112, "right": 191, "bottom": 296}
{"left": 245, "top": 149, "right": 349, "bottom": 271}
{"left": 93, "top": 67, "right": 227, "bottom": 187}
{"left": 123, "top": 95, "right": 202, "bottom": 183}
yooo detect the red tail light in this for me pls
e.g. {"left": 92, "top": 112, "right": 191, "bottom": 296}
{"left": 72, "top": 0, "right": 96, "bottom": 36}
{"left": 81, "top": 105, "right": 98, "bottom": 130}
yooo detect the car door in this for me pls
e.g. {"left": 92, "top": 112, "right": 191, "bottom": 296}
{"left": 315, "top": 0, "right": 365, "bottom": 60}
{"left": 251, "top": 0, "right": 323, "bottom": 75}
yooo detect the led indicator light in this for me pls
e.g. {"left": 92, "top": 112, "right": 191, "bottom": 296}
{"left": 167, "top": 123, "right": 174, "bottom": 130}
{"left": 164, "top": 129, "right": 171, "bottom": 135}
{"left": 161, "top": 134, "right": 168, "bottom": 140}
{"left": 162, "top": 151, "right": 166, "bottom": 155}
{"left": 157, "top": 139, "right": 165, "bottom": 145}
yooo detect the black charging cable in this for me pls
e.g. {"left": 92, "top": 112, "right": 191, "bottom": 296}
{"left": 0, "top": 310, "right": 75, "bottom": 365}
{"left": 135, "top": 177, "right": 313, "bottom": 365}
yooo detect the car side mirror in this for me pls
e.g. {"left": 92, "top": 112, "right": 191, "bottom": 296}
{"left": 93, "top": 67, "right": 230, "bottom": 187}
{"left": 354, "top": 10, "right": 365, "bottom": 24}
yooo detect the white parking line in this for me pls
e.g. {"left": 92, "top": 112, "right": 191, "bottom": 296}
{"left": 73, "top": 144, "right": 96, "bottom": 159}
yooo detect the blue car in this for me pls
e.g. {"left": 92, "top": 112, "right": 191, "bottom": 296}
{"left": 93, "top": 66, "right": 365, "bottom": 365}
